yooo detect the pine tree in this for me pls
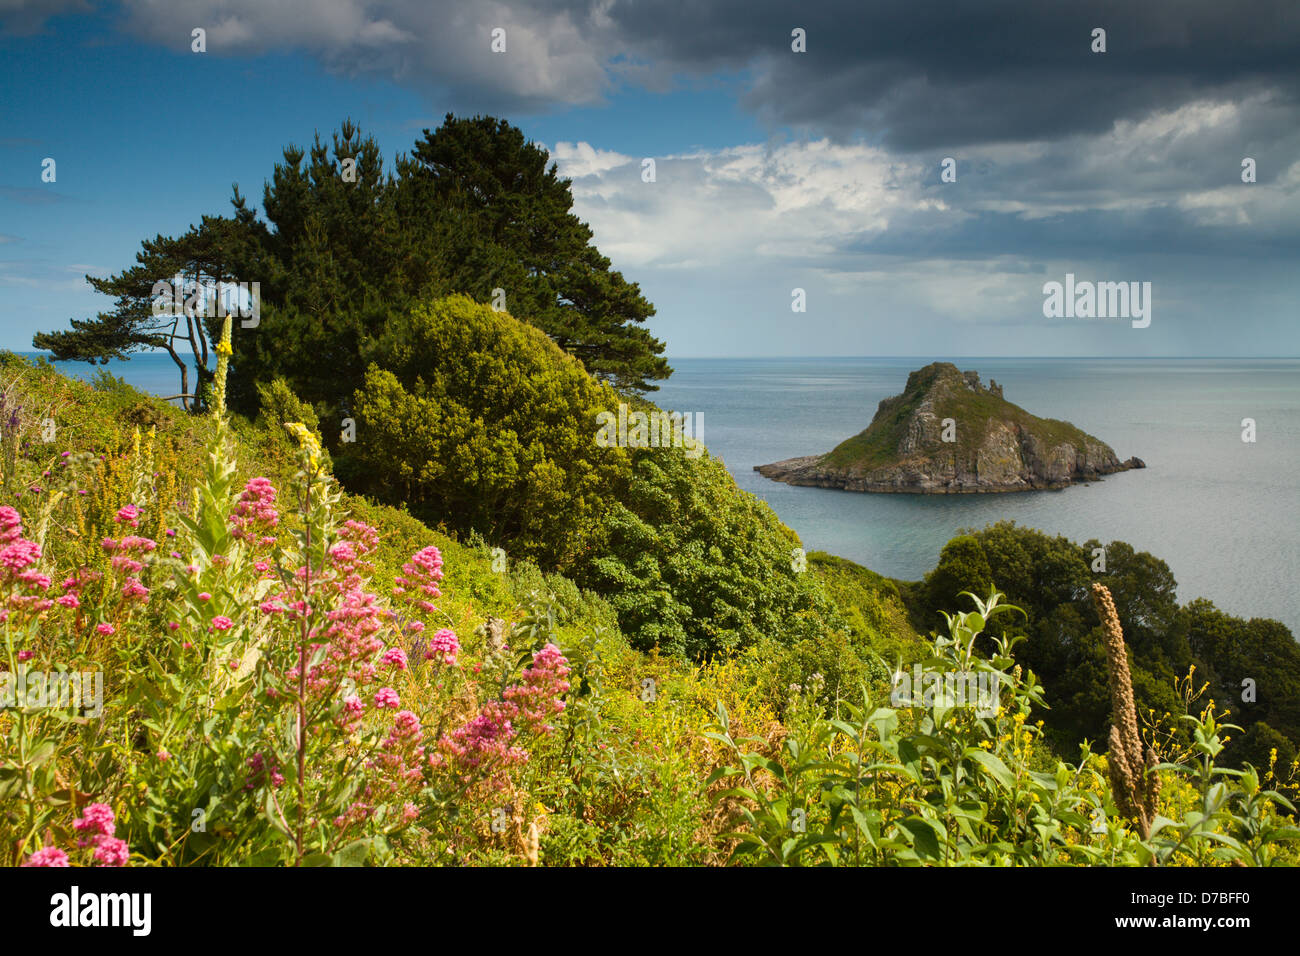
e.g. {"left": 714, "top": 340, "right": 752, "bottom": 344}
{"left": 32, "top": 209, "right": 256, "bottom": 412}
{"left": 407, "top": 114, "right": 671, "bottom": 393}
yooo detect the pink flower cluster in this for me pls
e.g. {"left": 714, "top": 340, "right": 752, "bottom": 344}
{"left": 102, "top": 533, "right": 156, "bottom": 605}
{"left": 115, "top": 504, "right": 141, "bottom": 528}
{"left": 502, "top": 643, "right": 572, "bottom": 734}
{"left": 244, "top": 752, "right": 285, "bottom": 791}
{"left": 423, "top": 628, "right": 459, "bottom": 667}
{"left": 0, "top": 506, "right": 53, "bottom": 619}
{"left": 394, "top": 545, "right": 443, "bottom": 622}
{"left": 229, "top": 477, "right": 279, "bottom": 547}
{"left": 368, "top": 710, "right": 426, "bottom": 796}
{"left": 431, "top": 644, "right": 570, "bottom": 782}
{"left": 22, "top": 846, "right": 70, "bottom": 867}
{"left": 72, "top": 803, "right": 130, "bottom": 867}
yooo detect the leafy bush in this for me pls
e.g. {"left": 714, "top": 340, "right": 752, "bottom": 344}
{"left": 707, "top": 591, "right": 1299, "bottom": 866}
{"left": 347, "top": 295, "right": 630, "bottom": 570}
{"left": 578, "top": 443, "right": 844, "bottom": 658}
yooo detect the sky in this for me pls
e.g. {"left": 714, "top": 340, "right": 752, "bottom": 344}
{"left": 1, "top": 0, "right": 1298, "bottom": 358}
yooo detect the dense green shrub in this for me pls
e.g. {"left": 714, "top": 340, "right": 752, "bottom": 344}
{"left": 577, "top": 443, "right": 844, "bottom": 658}
{"left": 347, "top": 295, "right": 630, "bottom": 570}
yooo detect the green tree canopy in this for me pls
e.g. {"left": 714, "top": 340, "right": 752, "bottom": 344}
{"left": 577, "top": 435, "right": 844, "bottom": 658}
{"left": 32, "top": 208, "right": 260, "bottom": 412}
{"left": 405, "top": 114, "right": 669, "bottom": 394}
{"left": 347, "top": 294, "right": 630, "bottom": 570}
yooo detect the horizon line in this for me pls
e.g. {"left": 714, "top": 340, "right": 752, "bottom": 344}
{"left": 10, "top": 348, "right": 1300, "bottom": 362}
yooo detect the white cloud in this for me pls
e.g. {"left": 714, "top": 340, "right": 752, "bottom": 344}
{"left": 118, "top": 0, "right": 613, "bottom": 108}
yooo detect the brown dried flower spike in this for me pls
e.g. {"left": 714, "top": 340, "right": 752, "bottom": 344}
{"left": 1092, "top": 583, "right": 1161, "bottom": 840}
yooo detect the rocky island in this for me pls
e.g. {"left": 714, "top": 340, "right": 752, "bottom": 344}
{"left": 755, "top": 362, "right": 1144, "bottom": 494}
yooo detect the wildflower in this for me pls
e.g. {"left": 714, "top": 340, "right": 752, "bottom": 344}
{"left": 74, "top": 803, "right": 116, "bottom": 844}
{"left": 93, "top": 837, "right": 130, "bottom": 867}
{"left": 17, "top": 649, "right": 33, "bottom": 661}
{"left": 96, "top": 623, "right": 115, "bottom": 636}
{"left": 502, "top": 643, "right": 571, "bottom": 734}
{"left": 424, "top": 628, "right": 459, "bottom": 666}
{"left": 0, "top": 539, "right": 41, "bottom": 573}
{"left": 284, "top": 423, "right": 322, "bottom": 471}
{"left": 22, "top": 847, "right": 69, "bottom": 867}
{"left": 374, "top": 687, "right": 400, "bottom": 709}
{"left": 198, "top": 592, "right": 211, "bottom": 602}
{"left": 211, "top": 616, "right": 234, "bottom": 631}
{"left": 122, "top": 578, "right": 149, "bottom": 600}
{"left": 381, "top": 647, "right": 409, "bottom": 671}
{"left": 114, "top": 504, "right": 141, "bottom": 528}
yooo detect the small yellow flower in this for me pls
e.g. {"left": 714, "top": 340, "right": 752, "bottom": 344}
{"left": 284, "top": 422, "right": 322, "bottom": 471}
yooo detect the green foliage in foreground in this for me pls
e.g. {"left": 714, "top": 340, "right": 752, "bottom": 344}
{"left": 709, "top": 592, "right": 1300, "bottom": 866}
{"left": 2, "top": 355, "right": 1297, "bottom": 867}
{"left": 908, "top": 521, "right": 1300, "bottom": 772}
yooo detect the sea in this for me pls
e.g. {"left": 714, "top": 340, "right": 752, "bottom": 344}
{"left": 27, "top": 352, "right": 1300, "bottom": 635}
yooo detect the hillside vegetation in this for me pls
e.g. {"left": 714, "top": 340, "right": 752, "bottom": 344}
{"left": 2, "top": 340, "right": 1296, "bottom": 867}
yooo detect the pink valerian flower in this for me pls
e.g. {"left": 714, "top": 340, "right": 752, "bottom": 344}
{"left": 423, "top": 628, "right": 459, "bottom": 666}
{"left": 17, "top": 570, "right": 50, "bottom": 590}
{"left": 114, "top": 504, "right": 141, "bottom": 528}
{"left": 333, "top": 801, "right": 372, "bottom": 831}
{"left": 198, "top": 592, "right": 211, "bottom": 602}
{"left": 325, "top": 521, "right": 381, "bottom": 593}
{"left": 0, "top": 538, "right": 41, "bottom": 574}
{"left": 393, "top": 545, "right": 443, "bottom": 618}
{"left": 56, "top": 594, "right": 79, "bottom": 609}
{"left": 369, "top": 710, "right": 425, "bottom": 794}
{"left": 430, "top": 703, "right": 528, "bottom": 780}
{"left": 381, "top": 647, "right": 408, "bottom": 671}
{"left": 335, "top": 693, "right": 366, "bottom": 731}
{"left": 22, "top": 847, "right": 69, "bottom": 867}
{"left": 502, "top": 643, "right": 571, "bottom": 734}
{"left": 95, "top": 623, "right": 115, "bottom": 636}
{"left": 110, "top": 555, "right": 143, "bottom": 575}
{"left": 210, "top": 615, "right": 234, "bottom": 631}
{"left": 283, "top": 589, "right": 390, "bottom": 694}
{"left": 93, "top": 837, "right": 130, "bottom": 867}
{"left": 121, "top": 578, "right": 149, "bottom": 600}
{"left": 73, "top": 803, "right": 116, "bottom": 845}
{"left": 0, "top": 518, "right": 51, "bottom": 619}
{"left": 0, "top": 506, "right": 24, "bottom": 544}
{"left": 244, "top": 752, "right": 285, "bottom": 791}
{"left": 17, "top": 649, "right": 34, "bottom": 661}
{"left": 229, "top": 477, "right": 279, "bottom": 544}
{"left": 374, "top": 687, "right": 400, "bottom": 709}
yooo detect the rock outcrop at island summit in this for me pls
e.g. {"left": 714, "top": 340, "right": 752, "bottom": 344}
{"left": 755, "top": 363, "right": 1145, "bottom": 494}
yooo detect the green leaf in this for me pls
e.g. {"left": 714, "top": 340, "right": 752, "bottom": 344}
{"left": 332, "top": 838, "right": 372, "bottom": 867}
{"left": 965, "top": 749, "right": 1016, "bottom": 791}
{"left": 896, "top": 815, "right": 944, "bottom": 861}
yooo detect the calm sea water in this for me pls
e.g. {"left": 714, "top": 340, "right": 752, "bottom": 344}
{"left": 32, "top": 353, "right": 1300, "bottom": 634}
{"left": 654, "top": 358, "right": 1300, "bottom": 636}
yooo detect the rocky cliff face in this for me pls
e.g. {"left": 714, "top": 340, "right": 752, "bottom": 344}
{"left": 755, "top": 363, "right": 1144, "bottom": 494}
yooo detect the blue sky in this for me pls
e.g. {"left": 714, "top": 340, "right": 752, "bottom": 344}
{"left": 2, "top": 0, "right": 1298, "bottom": 358}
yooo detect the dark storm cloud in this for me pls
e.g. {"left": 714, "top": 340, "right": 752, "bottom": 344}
{"left": 604, "top": 0, "right": 1300, "bottom": 149}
